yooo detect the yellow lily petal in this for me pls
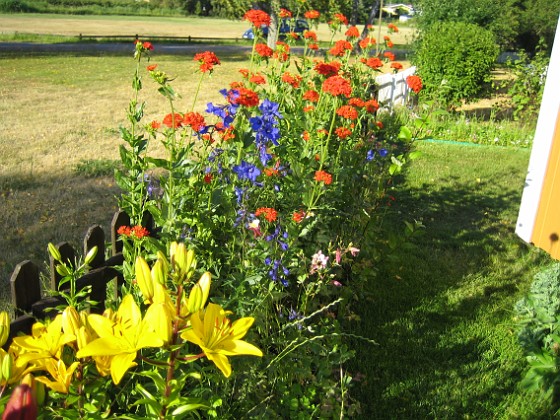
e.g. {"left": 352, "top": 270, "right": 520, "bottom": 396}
{"left": 86, "top": 314, "right": 115, "bottom": 339}
{"left": 219, "top": 340, "right": 263, "bottom": 357}
{"left": 110, "top": 352, "right": 137, "bottom": 385}
{"left": 230, "top": 317, "right": 255, "bottom": 340}
{"left": 205, "top": 352, "right": 231, "bottom": 378}
{"left": 76, "top": 337, "right": 126, "bottom": 358}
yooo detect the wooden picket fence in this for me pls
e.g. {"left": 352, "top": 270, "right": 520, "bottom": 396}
{"left": 6, "top": 210, "right": 150, "bottom": 344}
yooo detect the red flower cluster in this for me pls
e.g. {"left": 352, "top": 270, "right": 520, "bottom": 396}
{"left": 304, "top": 10, "right": 320, "bottom": 19}
{"left": 228, "top": 87, "right": 260, "bottom": 107}
{"left": 336, "top": 105, "right": 358, "bottom": 120}
{"left": 314, "top": 170, "right": 333, "bottom": 185}
{"left": 249, "top": 74, "right": 266, "bottom": 84}
{"left": 303, "top": 89, "right": 320, "bottom": 102}
{"left": 244, "top": 9, "right": 271, "bottom": 27}
{"left": 282, "top": 72, "right": 302, "bottom": 88}
{"left": 363, "top": 99, "right": 379, "bottom": 113}
{"left": 360, "top": 57, "right": 383, "bottom": 69}
{"left": 322, "top": 75, "right": 352, "bottom": 98}
{"left": 304, "top": 31, "right": 317, "bottom": 41}
{"left": 335, "top": 126, "right": 352, "bottom": 139}
{"left": 273, "top": 42, "right": 290, "bottom": 62}
{"left": 117, "top": 225, "right": 149, "bottom": 239}
{"left": 193, "top": 51, "right": 220, "bottom": 73}
{"left": 183, "top": 112, "right": 206, "bottom": 132}
{"left": 388, "top": 23, "right": 399, "bottom": 33}
{"left": 383, "top": 51, "right": 395, "bottom": 61}
{"left": 279, "top": 8, "right": 292, "bottom": 18}
{"left": 345, "top": 26, "right": 360, "bottom": 38}
{"left": 328, "top": 40, "right": 353, "bottom": 57}
{"left": 359, "top": 36, "right": 376, "bottom": 49}
{"left": 135, "top": 40, "right": 154, "bottom": 51}
{"left": 391, "top": 62, "right": 403, "bottom": 71}
{"left": 146, "top": 64, "right": 158, "bottom": 71}
{"left": 330, "top": 13, "right": 349, "bottom": 26}
{"left": 255, "top": 43, "right": 274, "bottom": 58}
{"left": 406, "top": 75, "right": 423, "bottom": 94}
{"left": 255, "top": 207, "right": 278, "bottom": 222}
{"left": 314, "top": 61, "right": 341, "bottom": 77}
{"left": 292, "top": 210, "right": 306, "bottom": 223}
{"left": 162, "top": 113, "right": 183, "bottom": 128}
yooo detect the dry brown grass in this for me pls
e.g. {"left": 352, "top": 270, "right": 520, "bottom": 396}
{"left": 0, "top": 52, "right": 249, "bottom": 308}
{"left": 0, "top": 13, "right": 417, "bottom": 45}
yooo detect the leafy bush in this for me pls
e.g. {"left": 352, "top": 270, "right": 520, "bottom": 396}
{"left": 0, "top": 0, "right": 33, "bottom": 12}
{"left": 412, "top": 21, "right": 498, "bottom": 107}
{"left": 514, "top": 262, "right": 560, "bottom": 404}
{"left": 501, "top": 41, "right": 550, "bottom": 120}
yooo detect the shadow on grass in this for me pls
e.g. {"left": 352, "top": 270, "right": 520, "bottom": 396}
{"left": 348, "top": 144, "right": 553, "bottom": 418}
{"left": 0, "top": 170, "right": 120, "bottom": 309}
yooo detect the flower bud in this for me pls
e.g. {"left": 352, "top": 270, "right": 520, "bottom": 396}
{"left": 55, "top": 264, "right": 70, "bottom": 277}
{"left": 1, "top": 352, "right": 12, "bottom": 383}
{"left": 145, "top": 303, "right": 173, "bottom": 344}
{"left": 61, "top": 306, "right": 81, "bottom": 337}
{"left": 170, "top": 242, "right": 196, "bottom": 282}
{"left": 0, "top": 311, "right": 10, "bottom": 347}
{"left": 2, "top": 383, "right": 37, "bottom": 420}
{"left": 186, "top": 272, "right": 211, "bottom": 314}
{"left": 84, "top": 246, "right": 98, "bottom": 266}
{"left": 47, "top": 242, "right": 61, "bottom": 262}
{"left": 135, "top": 256, "right": 154, "bottom": 303}
{"left": 151, "top": 258, "right": 166, "bottom": 286}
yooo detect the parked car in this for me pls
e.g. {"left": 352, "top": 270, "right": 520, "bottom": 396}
{"left": 242, "top": 18, "right": 310, "bottom": 40}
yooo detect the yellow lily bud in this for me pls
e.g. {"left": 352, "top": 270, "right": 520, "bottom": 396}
{"left": 187, "top": 272, "right": 211, "bottom": 314}
{"left": 1, "top": 352, "right": 13, "bottom": 383}
{"left": 61, "top": 306, "right": 81, "bottom": 337}
{"left": 0, "top": 311, "right": 10, "bottom": 347}
{"left": 47, "top": 242, "right": 62, "bottom": 262}
{"left": 156, "top": 250, "right": 169, "bottom": 277}
{"left": 76, "top": 326, "right": 91, "bottom": 350}
{"left": 145, "top": 303, "right": 173, "bottom": 344}
{"left": 135, "top": 256, "right": 154, "bottom": 303}
{"left": 84, "top": 246, "right": 98, "bottom": 266}
{"left": 170, "top": 242, "right": 196, "bottom": 281}
{"left": 151, "top": 258, "right": 166, "bottom": 286}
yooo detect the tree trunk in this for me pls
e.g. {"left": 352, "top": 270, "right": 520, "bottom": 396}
{"left": 360, "top": 0, "right": 381, "bottom": 40}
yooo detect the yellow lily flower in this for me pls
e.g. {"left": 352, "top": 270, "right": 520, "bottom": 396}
{"left": 12, "top": 315, "right": 76, "bottom": 367}
{"left": 181, "top": 303, "right": 263, "bottom": 378}
{"left": 76, "top": 295, "right": 164, "bottom": 385}
{"left": 34, "top": 358, "right": 79, "bottom": 394}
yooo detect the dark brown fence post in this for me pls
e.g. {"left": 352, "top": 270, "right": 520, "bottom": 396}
{"left": 10, "top": 260, "right": 41, "bottom": 318}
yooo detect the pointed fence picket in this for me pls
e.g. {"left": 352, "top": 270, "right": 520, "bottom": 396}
{"left": 5, "top": 210, "right": 150, "bottom": 344}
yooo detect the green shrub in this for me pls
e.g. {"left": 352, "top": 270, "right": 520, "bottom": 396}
{"left": 0, "top": 0, "right": 32, "bottom": 12}
{"left": 412, "top": 21, "right": 499, "bottom": 107}
{"left": 514, "top": 262, "right": 560, "bottom": 405}
{"left": 501, "top": 40, "right": 550, "bottom": 120}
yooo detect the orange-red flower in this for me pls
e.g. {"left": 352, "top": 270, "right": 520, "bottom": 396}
{"left": 359, "top": 36, "right": 376, "bottom": 49}
{"left": 304, "top": 31, "right": 317, "bottom": 41}
{"left": 345, "top": 26, "right": 360, "bottom": 38}
{"left": 308, "top": 43, "right": 319, "bottom": 50}
{"left": 336, "top": 105, "right": 358, "bottom": 120}
{"left": 383, "top": 51, "right": 395, "bottom": 61}
{"left": 255, "top": 207, "right": 278, "bottom": 222}
{"left": 363, "top": 99, "right": 379, "bottom": 113}
{"left": 255, "top": 43, "right": 273, "bottom": 58}
{"left": 314, "top": 61, "right": 341, "bottom": 77}
{"left": 314, "top": 170, "right": 332, "bottom": 185}
{"left": 292, "top": 210, "right": 306, "bottom": 223}
{"left": 349, "top": 97, "right": 365, "bottom": 107}
{"left": 273, "top": 42, "right": 290, "bottom": 62}
{"left": 118, "top": 225, "right": 149, "bottom": 239}
{"left": 146, "top": 64, "right": 158, "bottom": 71}
{"left": 282, "top": 72, "right": 302, "bottom": 88}
{"left": 330, "top": 13, "right": 348, "bottom": 26}
{"left": 335, "top": 126, "right": 352, "bottom": 139}
{"left": 230, "top": 87, "right": 260, "bottom": 107}
{"left": 388, "top": 23, "right": 399, "bottom": 33}
{"left": 360, "top": 57, "right": 383, "bottom": 69}
{"left": 303, "top": 89, "right": 320, "bottom": 102}
{"left": 390, "top": 62, "right": 403, "bottom": 71}
{"left": 322, "top": 75, "right": 352, "bottom": 97}
{"left": 279, "top": 8, "right": 292, "bottom": 18}
{"left": 328, "top": 40, "right": 353, "bottom": 57}
{"left": 162, "top": 113, "right": 183, "bottom": 128}
{"left": 406, "top": 75, "right": 423, "bottom": 94}
{"left": 249, "top": 74, "right": 266, "bottom": 84}
{"left": 304, "top": 10, "right": 320, "bottom": 19}
{"left": 244, "top": 9, "right": 271, "bottom": 27}
{"left": 183, "top": 112, "right": 206, "bottom": 132}
{"left": 193, "top": 51, "right": 220, "bottom": 73}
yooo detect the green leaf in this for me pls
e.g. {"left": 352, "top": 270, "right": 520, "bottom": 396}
{"left": 398, "top": 126, "right": 413, "bottom": 141}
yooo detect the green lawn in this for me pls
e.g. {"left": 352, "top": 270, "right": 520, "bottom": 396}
{"left": 350, "top": 140, "right": 554, "bottom": 418}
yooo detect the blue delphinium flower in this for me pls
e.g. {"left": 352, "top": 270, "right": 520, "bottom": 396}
{"left": 233, "top": 161, "right": 261, "bottom": 185}
{"left": 249, "top": 99, "right": 283, "bottom": 165}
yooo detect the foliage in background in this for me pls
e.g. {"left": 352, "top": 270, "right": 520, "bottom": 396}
{"left": 514, "top": 262, "right": 560, "bottom": 411}
{"left": 499, "top": 41, "right": 550, "bottom": 121}
{"left": 412, "top": 21, "right": 498, "bottom": 107}
{"left": 415, "top": 0, "right": 560, "bottom": 53}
